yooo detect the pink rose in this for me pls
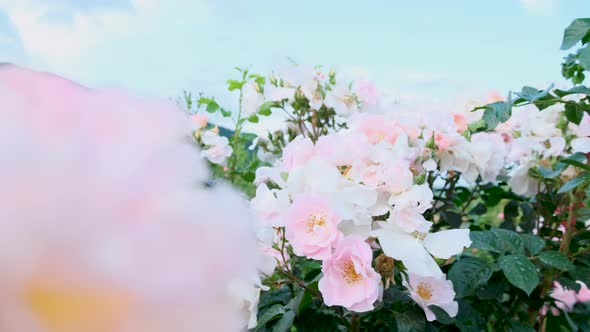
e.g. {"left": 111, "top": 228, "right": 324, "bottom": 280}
{"left": 550, "top": 281, "right": 578, "bottom": 312}
{"left": 319, "top": 236, "right": 381, "bottom": 312}
{"left": 284, "top": 194, "right": 342, "bottom": 260}
{"left": 576, "top": 281, "right": 590, "bottom": 302}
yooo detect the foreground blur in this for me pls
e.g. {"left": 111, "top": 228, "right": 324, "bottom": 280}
{"left": 0, "top": 64, "right": 257, "bottom": 332}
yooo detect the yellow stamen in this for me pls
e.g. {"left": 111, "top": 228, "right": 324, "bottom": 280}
{"left": 305, "top": 214, "right": 326, "bottom": 233}
{"left": 416, "top": 281, "right": 433, "bottom": 300}
{"left": 341, "top": 261, "right": 363, "bottom": 284}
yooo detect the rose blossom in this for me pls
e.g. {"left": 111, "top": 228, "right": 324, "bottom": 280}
{"left": 404, "top": 273, "right": 458, "bottom": 321}
{"left": 284, "top": 194, "right": 342, "bottom": 260}
{"left": 200, "top": 130, "right": 233, "bottom": 165}
{"left": 550, "top": 281, "right": 578, "bottom": 312}
{"left": 318, "top": 236, "right": 381, "bottom": 312}
{"left": 280, "top": 136, "right": 316, "bottom": 171}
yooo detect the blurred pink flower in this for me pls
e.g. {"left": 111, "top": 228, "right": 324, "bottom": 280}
{"left": 318, "top": 236, "right": 380, "bottom": 312}
{"left": 0, "top": 65, "right": 258, "bottom": 332}
{"left": 191, "top": 113, "right": 208, "bottom": 130}
{"left": 280, "top": 136, "right": 316, "bottom": 171}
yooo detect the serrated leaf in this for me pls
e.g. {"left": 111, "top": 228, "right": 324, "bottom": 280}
{"left": 395, "top": 310, "right": 426, "bottom": 332}
{"left": 558, "top": 173, "right": 590, "bottom": 194}
{"left": 561, "top": 18, "right": 590, "bottom": 50}
{"left": 492, "top": 228, "right": 524, "bottom": 254}
{"left": 256, "top": 304, "right": 285, "bottom": 327}
{"left": 272, "top": 310, "right": 295, "bottom": 332}
{"left": 479, "top": 101, "right": 512, "bottom": 130}
{"left": 470, "top": 231, "right": 502, "bottom": 253}
{"left": 537, "top": 251, "right": 574, "bottom": 270}
{"left": 554, "top": 85, "right": 590, "bottom": 97}
{"left": 579, "top": 45, "right": 590, "bottom": 71}
{"left": 448, "top": 257, "right": 493, "bottom": 297}
{"left": 499, "top": 255, "right": 539, "bottom": 295}
{"left": 514, "top": 85, "right": 553, "bottom": 102}
{"left": 521, "top": 234, "right": 545, "bottom": 256}
{"left": 565, "top": 102, "right": 586, "bottom": 125}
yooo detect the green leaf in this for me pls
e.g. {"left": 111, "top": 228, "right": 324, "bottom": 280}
{"left": 428, "top": 305, "right": 455, "bottom": 324}
{"left": 554, "top": 85, "right": 590, "bottom": 97}
{"left": 580, "top": 45, "right": 590, "bottom": 71}
{"left": 272, "top": 310, "right": 295, "bottom": 332}
{"left": 492, "top": 228, "right": 525, "bottom": 254}
{"left": 256, "top": 304, "right": 285, "bottom": 327}
{"left": 227, "top": 79, "right": 245, "bottom": 91}
{"left": 467, "top": 119, "right": 486, "bottom": 132}
{"left": 537, "top": 251, "right": 574, "bottom": 270}
{"left": 395, "top": 310, "right": 426, "bottom": 332}
{"left": 509, "top": 320, "right": 536, "bottom": 332}
{"left": 479, "top": 100, "right": 511, "bottom": 130}
{"left": 564, "top": 102, "right": 585, "bottom": 125}
{"left": 521, "top": 234, "right": 545, "bottom": 256}
{"left": 470, "top": 231, "right": 503, "bottom": 253}
{"left": 514, "top": 85, "right": 553, "bottom": 102}
{"left": 558, "top": 173, "right": 590, "bottom": 194}
{"left": 561, "top": 18, "right": 590, "bottom": 50}
{"left": 219, "top": 107, "right": 232, "bottom": 117}
{"left": 197, "top": 96, "right": 214, "bottom": 105}
{"left": 498, "top": 255, "right": 539, "bottom": 295}
{"left": 206, "top": 101, "right": 219, "bottom": 113}
{"left": 448, "top": 257, "right": 493, "bottom": 297}
{"left": 258, "top": 101, "right": 275, "bottom": 116}
{"left": 248, "top": 114, "right": 259, "bottom": 123}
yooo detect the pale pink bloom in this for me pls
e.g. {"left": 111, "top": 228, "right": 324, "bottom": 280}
{"left": 576, "top": 281, "right": 590, "bottom": 302}
{"left": 315, "top": 131, "right": 371, "bottom": 167}
{"left": 284, "top": 194, "right": 342, "bottom": 260}
{"left": 404, "top": 273, "right": 458, "bottom": 322}
{"left": 200, "top": 130, "right": 233, "bottom": 165}
{"left": 356, "top": 79, "right": 378, "bottom": 106}
{"left": 324, "top": 84, "right": 357, "bottom": 117}
{"left": 250, "top": 184, "right": 290, "bottom": 227}
{"left": 571, "top": 112, "right": 590, "bottom": 137}
{"left": 453, "top": 113, "right": 468, "bottom": 133}
{"left": 550, "top": 281, "right": 578, "bottom": 312}
{"left": 280, "top": 136, "right": 316, "bottom": 171}
{"left": 318, "top": 236, "right": 380, "bottom": 312}
{"left": 0, "top": 65, "right": 258, "bottom": 331}
{"left": 350, "top": 114, "right": 400, "bottom": 144}
{"left": 191, "top": 114, "right": 208, "bottom": 130}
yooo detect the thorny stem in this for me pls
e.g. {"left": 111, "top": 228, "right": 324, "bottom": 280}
{"left": 560, "top": 192, "right": 578, "bottom": 256}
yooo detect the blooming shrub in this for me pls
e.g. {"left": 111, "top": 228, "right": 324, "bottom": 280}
{"left": 185, "top": 19, "right": 590, "bottom": 331}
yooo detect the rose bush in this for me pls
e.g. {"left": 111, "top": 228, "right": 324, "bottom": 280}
{"left": 185, "top": 19, "right": 590, "bottom": 331}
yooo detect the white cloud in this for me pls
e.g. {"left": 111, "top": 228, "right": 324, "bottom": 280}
{"left": 519, "top": 0, "right": 559, "bottom": 16}
{"left": 0, "top": 0, "right": 211, "bottom": 93}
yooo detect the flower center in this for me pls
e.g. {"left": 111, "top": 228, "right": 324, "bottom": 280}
{"left": 305, "top": 214, "right": 326, "bottom": 233}
{"left": 411, "top": 231, "right": 428, "bottom": 240}
{"left": 341, "top": 261, "right": 363, "bottom": 284}
{"left": 416, "top": 281, "right": 433, "bottom": 300}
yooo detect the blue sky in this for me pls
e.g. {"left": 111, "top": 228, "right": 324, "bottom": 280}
{"left": 0, "top": 0, "right": 589, "bottom": 107}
